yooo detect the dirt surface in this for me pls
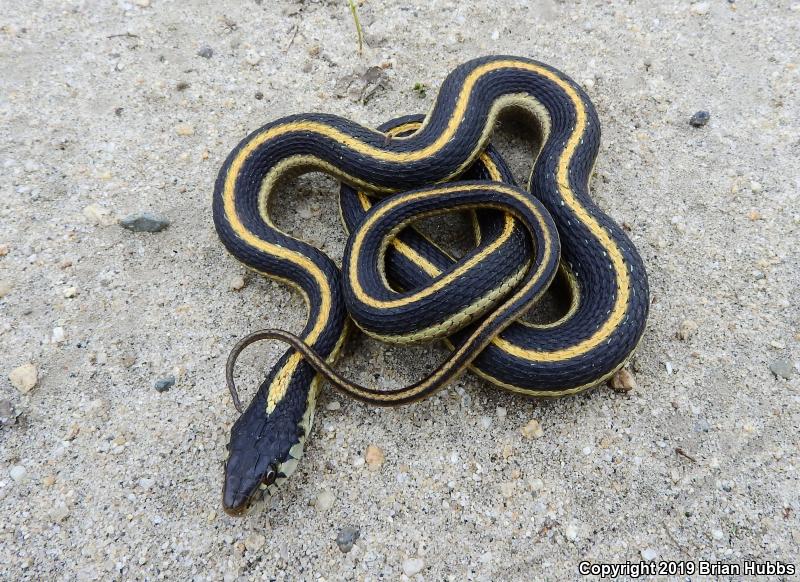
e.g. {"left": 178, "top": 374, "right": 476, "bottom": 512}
{"left": 1, "top": 1, "right": 798, "bottom": 580}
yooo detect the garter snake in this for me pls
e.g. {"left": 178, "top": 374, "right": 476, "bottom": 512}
{"left": 213, "top": 56, "right": 650, "bottom": 515}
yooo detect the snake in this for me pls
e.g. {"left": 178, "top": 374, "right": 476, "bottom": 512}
{"left": 213, "top": 56, "right": 650, "bottom": 516}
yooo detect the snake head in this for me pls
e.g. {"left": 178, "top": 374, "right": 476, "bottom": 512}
{"left": 222, "top": 365, "right": 312, "bottom": 516}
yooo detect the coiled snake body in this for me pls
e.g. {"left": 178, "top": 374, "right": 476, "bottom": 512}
{"left": 213, "top": 56, "right": 649, "bottom": 515}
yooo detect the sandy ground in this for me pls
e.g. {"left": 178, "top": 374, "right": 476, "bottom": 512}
{"left": 1, "top": 0, "right": 799, "bottom": 580}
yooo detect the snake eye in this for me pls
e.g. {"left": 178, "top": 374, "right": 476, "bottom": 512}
{"left": 262, "top": 466, "right": 278, "bottom": 486}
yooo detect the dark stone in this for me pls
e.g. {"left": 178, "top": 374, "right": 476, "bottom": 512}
{"left": 154, "top": 376, "right": 175, "bottom": 392}
{"left": 689, "top": 110, "right": 710, "bottom": 127}
{"left": 335, "top": 526, "right": 360, "bottom": 553}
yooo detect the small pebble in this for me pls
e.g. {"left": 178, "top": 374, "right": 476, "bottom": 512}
{"left": 51, "top": 327, "right": 66, "bottom": 344}
{"left": 402, "top": 557, "right": 425, "bottom": 577}
{"left": 769, "top": 360, "right": 794, "bottom": 379}
{"left": 254, "top": 91, "right": 264, "bottom": 100}
{"left": 677, "top": 319, "right": 698, "bottom": 340}
{"left": 42, "top": 475, "right": 56, "bottom": 487}
{"left": 86, "top": 398, "right": 111, "bottom": 419}
{"left": 245, "top": 51, "right": 262, "bottom": 66}
{"left": 244, "top": 533, "right": 266, "bottom": 552}
{"left": 749, "top": 180, "right": 763, "bottom": 193}
{"left": 326, "top": 400, "right": 341, "bottom": 411}
{"left": 9, "top": 363, "right": 38, "bottom": 393}
{"left": 315, "top": 489, "right": 335, "bottom": 512}
{"left": 499, "top": 482, "right": 515, "bottom": 498}
{"left": 365, "top": 444, "right": 385, "bottom": 471}
{"left": 711, "top": 529, "right": 724, "bottom": 540}
{"left": 690, "top": 2, "right": 710, "bottom": 15}
{"left": 480, "top": 415, "right": 493, "bottom": 429}
{"left": 609, "top": 368, "right": 637, "bottom": 392}
{"left": 82, "top": 203, "right": 115, "bottom": 226}
{"left": 641, "top": 548, "right": 658, "bottom": 561}
{"left": 154, "top": 376, "right": 175, "bottom": 392}
{"left": 0, "top": 243, "right": 9, "bottom": 256}
{"left": 0, "top": 281, "right": 11, "bottom": 299}
{"left": 134, "top": 0, "right": 151, "bottom": 6}
{"left": 0, "top": 399, "right": 19, "bottom": 426}
{"left": 175, "top": 123, "right": 195, "bottom": 136}
{"left": 689, "top": 110, "right": 710, "bottom": 127}
{"left": 520, "top": 419, "right": 544, "bottom": 439}
{"left": 50, "top": 502, "right": 70, "bottom": 522}
{"left": 228, "top": 275, "right": 246, "bottom": 291}
{"left": 9, "top": 464, "right": 28, "bottom": 483}
{"left": 565, "top": 524, "right": 578, "bottom": 541}
{"left": 335, "top": 526, "right": 360, "bottom": 553}
{"left": 63, "top": 286, "right": 78, "bottom": 299}
{"left": 197, "top": 45, "right": 214, "bottom": 59}
{"left": 119, "top": 212, "right": 171, "bottom": 233}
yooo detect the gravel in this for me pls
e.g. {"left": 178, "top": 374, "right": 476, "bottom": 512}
{"left": 1, "top": 1, "right": 798, "bottom": 579}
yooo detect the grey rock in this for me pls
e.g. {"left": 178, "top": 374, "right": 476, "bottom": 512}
{"left": 335, "top": 526, "right": 360, "bottom": 553}
{"left": 197, "top": 45, "right": 214, "bottom": 59}
{"left": 689, "top": 110, "right": 710, "bottom": 127}
{"left": 119, "top": 212, "right": 171, "bottom": 233}
{"left": 769, "top": 359, "right": 794, "bottom": 380}
{"left": 154, "top": 375, "right": 175, "bottom": 392}
{"left": 0, "top": 399, "right": 19, "bottom": 427}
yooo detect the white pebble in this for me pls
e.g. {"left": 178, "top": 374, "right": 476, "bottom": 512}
{"left": 480, "top": 416, "right": 493, "bottom": 429}
{"left": 641, "top": 548, "right": 658, "bottom": 561}
{"left": 495, "top": 406, "right": 507, "bottom": 419}
{"left": 50, "top": 502, "right": 70, "bottom": 522}
{"left": 82, "top": 203, "right": 115, "bottom": 226}
{"left": 63, "top": 286, "right": 78, "bottom": 298}
{"left": 690, "top": 2, "right": 710, "bottom": 15}
{"left": 52, "top": 326, "right": 66, "bottom": 344}
{"left": 228, "top": 275, "right": 245, "bottom": 291}
{"left": 325, "top": 400, "right": 341, "bottom": 411}
{"left": 529, "top": 478, "right": 544, "bottom": 492}
{"left": 712, "top": 529, "right": 724, "bottom": 540}
{"left": 402, "top": 557, "right": 425, "bottom": 577}
{"left": 565, "top": 524, "right": 578, "bottom": 541}
{"left": 245, "top": 51, "right": 262, "bottom": 66}
{"left": 9, "top": 465, "right": 28, "bottom": 483}
{"left": 315, "top": 489, "right": 334, "bottom": 512}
